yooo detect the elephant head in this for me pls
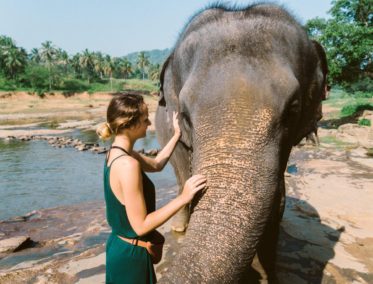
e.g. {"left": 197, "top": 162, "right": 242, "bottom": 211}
{"left": 156, "top": 3, "right": 328, "bottom": 282}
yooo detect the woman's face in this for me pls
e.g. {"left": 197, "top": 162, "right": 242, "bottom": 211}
{"left": 135, "top": 104, "right": 151, "bottom": 138}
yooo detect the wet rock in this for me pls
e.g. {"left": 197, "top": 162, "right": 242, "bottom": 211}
{"left": 76, "top": 145, "right": 88, "bottom": 151}
{"left": 0, "top": 236, "right": 31, "bottom": 253}
{"left": 4, "top": 136, "right": 16, "bottom": 141}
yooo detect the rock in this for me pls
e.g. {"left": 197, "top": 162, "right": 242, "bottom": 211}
{"left": 76, "top": 145, "right": 88, "bottom": 151}
{"left": 0, "top": 236, "right": 31, "bottom": 253}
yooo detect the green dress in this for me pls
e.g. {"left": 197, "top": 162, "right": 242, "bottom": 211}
{"left": 104, "top": 153, "right": 157, "bottom": 284}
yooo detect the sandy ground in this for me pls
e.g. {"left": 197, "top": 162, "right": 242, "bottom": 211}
{"left": 0, "top": 91, "right": 159, "bottom": 134}
{"left": 0, "top": 93, "right": 372, "bottom": 283}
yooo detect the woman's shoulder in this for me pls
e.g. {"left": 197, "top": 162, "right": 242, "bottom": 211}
{"left": 111, "top": 154, "right": 141, "bottom": 172}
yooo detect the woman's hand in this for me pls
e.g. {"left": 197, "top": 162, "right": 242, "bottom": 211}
{"left": 173, "top": 111, "right": 181, "bottom": 138}
{"left": 180, "top": 175, "right": 207, "bottom": 204}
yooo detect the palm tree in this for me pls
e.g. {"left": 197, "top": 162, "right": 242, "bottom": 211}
{"left": 2, "top": 45, "right": 27, "bottom": 79}
{"left": 56, "top": 48, "right": 69, "bottom": 74}
{"left": 92, "top": 52, "right": 105, "bottom": 79}
{"left": 79, "top": 49, "right": 94, "bottom": 83}
{"left": 71, "top": 53, "right": 82, "bottom": 78}
{"left": 118, "top": 57, "right": 132, "bottom": 79}
{"left": 30, "top": 48, "right": 41, "bottom": 63}
{"left": 136, "top": 51, "right": 150, "bottom": 80}
{"left": 149, "top": 63, "right": 161, "bottom": 82}
{"left": 40, "top": 41, "right": 57, "bottom": 90}
{"left": 103, "top": 55, "right": 114, "bottom": 91}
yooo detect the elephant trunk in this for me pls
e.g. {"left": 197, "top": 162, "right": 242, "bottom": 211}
{"left": 161, "top": 103, "right": 282, "bottom": 282}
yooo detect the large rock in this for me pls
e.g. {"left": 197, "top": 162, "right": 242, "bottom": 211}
{"left": 0, "top": 236, "right": 30, "bottom": 253}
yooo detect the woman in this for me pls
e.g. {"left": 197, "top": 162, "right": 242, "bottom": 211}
{"left": 97, "top": 94, "right": 206, "bottom": 284}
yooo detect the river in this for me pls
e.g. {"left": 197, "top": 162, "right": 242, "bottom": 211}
{"left": 0, "top": 130, "right": 177, "bottom": 221}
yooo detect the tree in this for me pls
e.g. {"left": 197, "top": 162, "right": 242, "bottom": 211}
{"left": 30, "top": 48, "right": 41, "bottom": 63}
{"left": 40, "top": 41, "right": 57, "bottom": 90}
{"left": 102, "top": 55, "right": 114, "bottom": 91}
{"left": 56, "top": 48, "right": 69, "bottom": 74}
{"left": 0, "top": 36, "right": 27, "bottom": 80}
{"left": 1, "top": 45, "right": 28, "bottom": 79}
{"left": 149, "top": 63, "right": 161, "bottom": 82}
{"left": 306, "top": 0, "right": 373, "bottom": 85}
{"left": 115, "top": 57, "right": 132, "bottom": 79}
{"left": 79, "top": 49, "right": 95, "bottom": 83}
{"left": 136, "top": 51, "right": 150, "bottom": 80}
{"left": 92, "top": 52, "right": 105, "bottom": 79}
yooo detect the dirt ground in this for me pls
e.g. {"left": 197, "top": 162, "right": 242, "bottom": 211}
{"left": 0, "top": 92, "right": 372, "bottom": 283}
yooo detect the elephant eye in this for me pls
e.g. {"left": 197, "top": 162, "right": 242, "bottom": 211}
{"left": 288, "top": 99, "right": 300, "bottom": 114}
{"left": 283, "top": 98, "right": 300, "bottom": 125}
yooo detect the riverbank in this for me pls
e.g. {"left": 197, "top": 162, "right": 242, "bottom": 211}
{"left": 0, "top": 91, "right": 159, "bottom": 130}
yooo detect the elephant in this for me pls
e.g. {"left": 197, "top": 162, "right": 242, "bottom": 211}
{"left": 155, "top": 3, "right": 328, "bottom": 283}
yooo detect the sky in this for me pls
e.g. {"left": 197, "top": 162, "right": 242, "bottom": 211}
{"left": 0, "top": 0, "right": 332, "bottom": 56}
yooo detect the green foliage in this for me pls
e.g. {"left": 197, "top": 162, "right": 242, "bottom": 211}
{"left": 126, "top": 49, "right": 171, "bottom": 66}
{"left": 60, "top": 78, "right": 89, "bottom": 92}
{"left": 0, "top": 34, "right": 163, "bottom": 93}
{"left": 0, "top": 75, "right": 17, "bottom": 90}
{"left": 340, "top": 102, "right": 373, "bottom": 117}
{"left": 305, "top": 0, "right": 373, "bottom": 86}
{"left": 358, "top": 118, "right": 371, "bottom": 126}
{"left": 20, "top": 64, "right": 49, "bottom": 92}
{"left": 346, "top": 77, "right": 373, "bottom": 94}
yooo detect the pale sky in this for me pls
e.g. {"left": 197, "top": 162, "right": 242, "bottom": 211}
{"left": 0, "top": 0, "right": 332, "bottom": 56}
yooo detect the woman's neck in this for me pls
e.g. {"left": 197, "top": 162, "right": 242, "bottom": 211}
{"left": 112, "top": 134, "right": 134, "bottom": 153}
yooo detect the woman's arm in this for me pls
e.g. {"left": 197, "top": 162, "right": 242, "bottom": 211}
{"left": 115, "top": 158, "right": 206, "bottom": 236}
{"left": 132, "top": 112, "right": 181, "bottom": 172}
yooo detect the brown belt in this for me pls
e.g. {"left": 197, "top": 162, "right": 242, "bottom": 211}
{"left": 117, "top": 235, "right": 148, "bottom": 249}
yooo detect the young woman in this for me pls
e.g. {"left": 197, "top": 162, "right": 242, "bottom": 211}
{"left": 97, "top": 94, "right": 206, "bottom": 284}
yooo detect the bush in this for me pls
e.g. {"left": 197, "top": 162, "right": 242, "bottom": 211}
{"left": 60, "top": 78, "right": 88, "bottom": 92}
{"left": 354, "top": 91, "right": 373, "bottom": 98}
{"left": 347, "top": 77, "right": 373, "bottom": 93}
{"left": 358, "top": 118, "right": 371, "bottom": 127}
{"left": 341, "top": 103, "right": 373, "bottom": 117}
{"left": 20, "top": 65, "right": 49, "bottom": 93}
{"left": 0, "top": 76, "right": 17, "bottom": 90}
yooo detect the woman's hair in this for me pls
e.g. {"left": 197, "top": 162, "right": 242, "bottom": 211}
{"left": 96, "top": 93, "right": 146, "bottom": 140}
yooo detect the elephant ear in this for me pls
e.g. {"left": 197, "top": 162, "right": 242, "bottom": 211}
{"left": 158, "top": 55, "right": 173, "bottom": 107}
{"left": 311, "top": 40, "right": 328, "bottom": 99}
{"left": 158, "top": 53, "right": 193, "bottom": 149}
{"left": 293, "top": 40, "right": 328, "bottom": 145}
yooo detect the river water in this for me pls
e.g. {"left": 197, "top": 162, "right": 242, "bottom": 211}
{"left": 0, "top": 130, "right": 177, "bottom": 221}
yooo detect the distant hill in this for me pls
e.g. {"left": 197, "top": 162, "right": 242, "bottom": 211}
{"left": 125, "top": 48, "right": 172, "bottom": 66}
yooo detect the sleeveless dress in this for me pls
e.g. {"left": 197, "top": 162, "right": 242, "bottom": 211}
{"left": 104, "top": 154, "right": 157, "bottom": 284}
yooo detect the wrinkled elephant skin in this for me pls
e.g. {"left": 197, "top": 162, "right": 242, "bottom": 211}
{"left": 156, "top": 3, "right": 328, "bottom": 283}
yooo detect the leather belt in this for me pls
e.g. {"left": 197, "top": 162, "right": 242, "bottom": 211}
{"left": 118, "top": 235, "right": 148, "bottom": 248}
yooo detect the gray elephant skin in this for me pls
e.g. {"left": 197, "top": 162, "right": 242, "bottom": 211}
{"left": 155, "top": 3, "right": 328, "bottom": 283}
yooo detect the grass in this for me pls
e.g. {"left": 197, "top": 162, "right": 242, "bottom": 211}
{"left": 358, "top": 118, "right": 371, "bottom": 127}
{"left": 319, "top": 135, "right": 357, "bottom": 149}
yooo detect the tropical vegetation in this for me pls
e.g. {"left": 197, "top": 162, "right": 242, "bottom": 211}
{"left": 0, "top": 36, "right": 163, "bottom": 94}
